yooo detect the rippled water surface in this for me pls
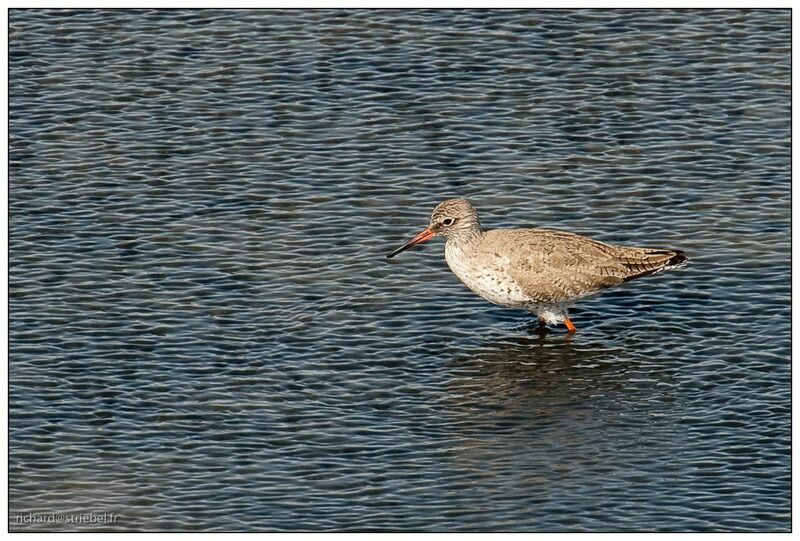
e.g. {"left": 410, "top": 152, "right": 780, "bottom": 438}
{"left": 9, "top": 9, "right": 790, "bottom": 532}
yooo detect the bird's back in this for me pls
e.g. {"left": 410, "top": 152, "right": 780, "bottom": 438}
{"left": 474, "top": 228, "right": 686, "bottom": 304}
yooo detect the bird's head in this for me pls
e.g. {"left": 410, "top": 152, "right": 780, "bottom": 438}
{"left": 386, "top": 198, "right": 482, "bottom": 258}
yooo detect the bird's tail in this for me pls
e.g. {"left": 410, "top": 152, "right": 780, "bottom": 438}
{"left": 621, "top": 248, "right": 688, "bottom": 282}
{"left": 663, "top": 250, "right": 688, "bottom": 270}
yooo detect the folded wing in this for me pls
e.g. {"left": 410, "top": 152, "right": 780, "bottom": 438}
{"left": 497, "top": 229, "right": 686, "bottom": 304}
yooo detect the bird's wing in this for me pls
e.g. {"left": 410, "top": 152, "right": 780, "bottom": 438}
{"left": 501, "top": 230, "right": 627, "bottom": 303}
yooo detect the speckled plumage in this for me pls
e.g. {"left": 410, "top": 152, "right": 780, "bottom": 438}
{"left": 388, "top": 198, "right": 688, "bottom": 332}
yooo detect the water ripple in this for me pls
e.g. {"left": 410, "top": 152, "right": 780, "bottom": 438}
{"left": 10, "top": 8, "right": 789, "bottom": 532}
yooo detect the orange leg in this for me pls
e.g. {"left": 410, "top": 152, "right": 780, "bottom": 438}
{"left": 564, "top": 317, "right": 577, "bottom": 333}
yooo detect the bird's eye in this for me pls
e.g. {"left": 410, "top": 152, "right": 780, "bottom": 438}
{"left": 442, "top": 218, "right": 455, "bottom": 226}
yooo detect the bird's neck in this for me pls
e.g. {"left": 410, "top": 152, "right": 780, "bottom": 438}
{"left": 445, "top": 226, "right": 484, "bottom": 253}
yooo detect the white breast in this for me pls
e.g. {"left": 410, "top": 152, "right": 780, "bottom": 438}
{"left": 444, "top": 241, "right": 530, "bottom": 308}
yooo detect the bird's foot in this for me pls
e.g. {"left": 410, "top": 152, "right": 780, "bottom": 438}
{"left": 531, "top": 317, "right": 575, "bottom": 335}
{"left": 527, "top": 317, "right": 550, "bottom": 336}
{"left": 537, "top": 317, "right": 548, "bottom": 328}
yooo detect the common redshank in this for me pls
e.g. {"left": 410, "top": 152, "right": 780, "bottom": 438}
{"left": 387, "top": 198, "right": 687, "bottom": 332}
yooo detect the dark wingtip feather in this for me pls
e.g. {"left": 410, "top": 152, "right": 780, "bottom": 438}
{"left": 622, "top": 249, "right": 688, "bottom": 282}
{"left": 666, "top": 250, "right": 688, "bottom": 268}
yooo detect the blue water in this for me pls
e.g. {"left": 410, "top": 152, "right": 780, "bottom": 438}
{"left": 9, "top": 8, "right": 790, "bottom": 532}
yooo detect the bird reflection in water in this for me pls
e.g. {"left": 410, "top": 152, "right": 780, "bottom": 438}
{"left": 435, "top": 330, "right": 679, "bottom": 497}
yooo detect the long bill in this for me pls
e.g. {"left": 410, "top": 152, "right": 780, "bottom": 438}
{"left": 386, "top": 227, "right": 437, "bottom": 258}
